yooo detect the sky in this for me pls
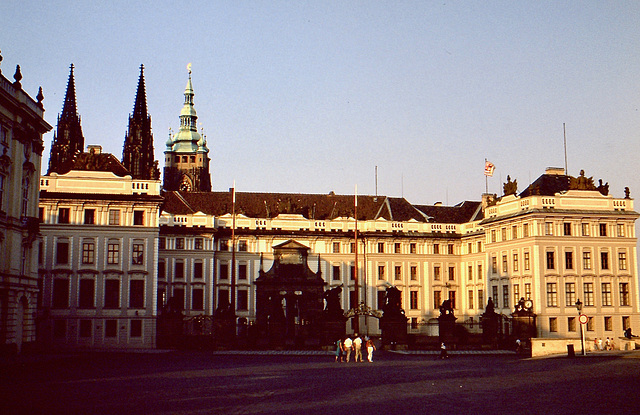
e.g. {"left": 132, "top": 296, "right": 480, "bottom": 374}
{"left": 2, "top": 1, "right": 639, "bottom": 206}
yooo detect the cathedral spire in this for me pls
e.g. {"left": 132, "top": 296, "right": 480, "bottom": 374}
{"left": 48, "top": 63, "right": 84, "bottom": 174}
{"left": 122, "top": 64, "right": 159, "bottom": 180}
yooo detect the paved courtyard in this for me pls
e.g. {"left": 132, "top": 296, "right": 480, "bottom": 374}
{"left": 2, "top": 350, "right": 640, "bottom": 414}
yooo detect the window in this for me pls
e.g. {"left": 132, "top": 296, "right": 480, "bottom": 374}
{"left": 478, "top": 289, "right": 484, "bottom": 309}
{"left": 524, "top": 283, "right": 531, "bottom": 300}
{"left": 129, "top": 280, "right": 144, "bottom": 308}
{"left": 512, "top": 225, "right": 518, "bottom": 239}
{"left": 433, "top": 291, "right": 441, "bottom": 310}
{"left": 601, "top": 252, "right": 609, "bottom": 270}
{"left": 599, "top": 223, "right": 607, "bottom": 236}
{"left": 350, "top": 265, "right": 356, "bottom": 280}
{"left": 378, "top": 242, "right": 384, "bottom": 253}
{"left": 159, "top": 237, "right": 166, "bottom": 250}
{"left": 468, "top": 290, "right": 474, "bottom": 309}
{"left": 238, "top": 263, "right": 247, "bottom": 280}
{"left": 237, "top": 290, "right": 248, "bottom": 311}
{"left": 491, "top": 230, "right": 496, "bottom": 243}
{"left": 410, "top": 243, "right": 416, "bottom": 254}
{"left": 565, "top": 283, "right": 576, "bottom": 306}
{"left": 80, "top": 320, "right": 92, "bottom": 338}
{"left": 477, "top": 241, "right": 482, "bottom": 252}
{"left": 502, "top": 286, "right": 509, "bottom": 310}
{"left": 219, "top": 240, "right": 229, "bottom": 251}
{"left": 623, "top": 316, "right": 630, "bottom": 330}
{"left": 217, "top": 290, "right": 228, "bottom": 309}
{"left": 448, "top": 266, "right": 455, "bottom": 281}
{"left": 584, "top": 283, "right": 594, "bottom": 306}
{"left": 192, "top": 288, "right": 204, "bottom": 310}
{"left": 377, "top": 265, "right": 384, "bottom": 280}
{"left": 491, "top": 256, "right": 497, "bottom": 274}
{"left": 513, "top": 253, "right": 518, "bottom": 272}
{"left": 132, "top": 243, "right": 144, "bottom": 265}
{"left": 84, "top": 209, "right": 95, "bottom": 225}
{"left": 546, "top": 252, "right": 555, "bottom": 270}
{"left": 410, "top": 266, "right": 417, "bottom": 281}
{"left": 0, "top": 175, "right": 5, "bottom": 211}
{"left": 133, "top": 210, "right": 144, "bottom": 226}
{"left": 563, "top": 223, "right": 571, "bottom": 236}
{"left": 377, "top": 291, "right": 386, "bottom": 309}
{"left": 583, "top": 251, "right": 592, "bottom": 270}
{"left": 620, "top": 283, "right": 630, "bottom": 306}
{"left": 468, "top": 265, "right": 473, "bottom": 281}
{"left": 107, "top": 242, "right": 120, "bottom": 265}
{"left": 448, "top": 244, "right": 454, "bottom": 255}
{"left": 619, "top": 252, "right": 627, "bottom": 271}
{"left": 333, "top": 265, "right": 341, "bottom": 281}
{"left": 568, "top": 317, "right": 576, "bottom": 332}
{"left": 434, "top": 243, "right": 440, "bottom": 254}
{"left": 56, "top": 241, "right": 70, "bottom": 265}
{"left": 492, "top": 286, "right": 499, "bottom": 308}
{"left": 502, "top": 255, "right": 508, "bottom": 273}
{"left": 565, "top": 252, "right": 573, "bottom": 270}
{"left": 130, "top": 320, "right": 142, "bottom": 337}
{"left": 586, "top": 317, "right": 594, "bottom": 331}
{"left": 410, "top": 291, "right": 418, "bottom": 310}
{"left": 601, "top": 283, "right": 612, "bottom": 306}
{"left": 238, "top": 241, "right": 247, "bottom": 251}
{"left": 546, "top": 283, "right": 558, "bottom": 307}
{"left": 581, "top": 223, "right": 589, "bottom": 236}
{"left": 523, "top": 223, "right": 529, "bottom": 237}
{"left": 58, "top": 208, "right": 70, "bottom": 224}
{"left": 501, "top": 228, "right": 507, "bottom": 241}
{"left": 617, "top": 224, "right": 625, "bottom": 237}
{"left": 104, "top": 280, "right": 120, "bottom": 309}
{"left": 105, "top": 320, "right": 117, "bottom": 338}
{"left": 52, "top": 279, "right": 70, "bottom": 308}
{"left": 158, "top": 260, "right": 166, "bottom": 279}
{"left": 175, "top": 260, "right": 185, "bottom": 279}
{"left": 604, "top": 316, "right": 612, "bottom": 331}
{"left": 433, "top": 266, "right": 441, "bottom": 281}
{"left": 394, "top": 265, "right": 402, "bottom": 280}
{"left": 448, "top": 291, "right": 456, "bottom": 309}
{"left": 394, "top": 243, "right": 401, "bottom": 254}
{"left": 82, "top": 241, "right": 95, "bottom": 264}
{"left": 524, "top": 252, "right": 530, "bottom": 271}
{"left": 477, "top": 264, "right": 483, "bottom": 280}
{"left": 109, "top": 209, "right": 120, "bottom": 225}
{"left": 350, "top": 243, "right": 355, "bottom": 253}
{"left": 349, "top": 290, "right": 357, "bottom": 309}
{"left": 549, "top": 317, "right": 557, "bottom": 332}
{"left": 194, "top": 238, "right": 204, "bottom": 250}
{"left": 514, "top": 284, "right": 520, "bottom": 303}
{"left": 175, "top": 238, "right": 185, "bottom": 250}
{"left": 545, "top": 222, "right": 553, "bottom": 235}
{"left": 194, "top": 262, "right": 204, "bottom": 279}
{"left": 78, "top": 279, "right": 95, "bottom": 308}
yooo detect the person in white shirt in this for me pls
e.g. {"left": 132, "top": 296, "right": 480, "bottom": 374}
{"left": 353, "top": 334, "right": 363, "bottom": 362}
{"left": 343, "top": 336, "right": 353, "bottom": 362}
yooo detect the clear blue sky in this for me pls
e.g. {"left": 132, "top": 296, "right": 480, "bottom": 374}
{"left": 2, "top": 1, "right": 639, "bottom": 205}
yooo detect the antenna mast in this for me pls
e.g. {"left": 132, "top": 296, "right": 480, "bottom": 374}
{"left": 563, "top": 123, "right": 568, "bottom": 175}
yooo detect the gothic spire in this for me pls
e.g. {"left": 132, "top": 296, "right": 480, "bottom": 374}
{"left": 48, "top": 64, "right": 84, "bottom": 174}
{"left": 122, "top": 64, "right": 159, "bottom": 180}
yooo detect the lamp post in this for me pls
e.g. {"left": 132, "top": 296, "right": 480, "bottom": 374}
{"left": 575, "top": 299, "right": 586, "bottom": 356}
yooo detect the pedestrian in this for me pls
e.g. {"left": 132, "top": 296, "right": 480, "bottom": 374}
{"left": 439, "top": 342, "right": 449, "bottom": 359}
{"left": 335, "top": 338, "right": 344, "bottom": 362}
{"left": 366, "top": 337, "right": 376, "bottom": 362}
{"left": 593, "top": 338, "right": 598, "bottom": 351}
{"left": 353, "top": 333, "right": 363, "bottom": 362}
{"left": 343, "top": 336, "right": 353, "bottom": 362}
{"left": 598, "top": 337, "right": 603, "bottom": 351}
{"left": 605, "top": 337, "right": 611, "bottom": 350}
{"left": 515, "top": 339, "right": 522, "bottom": 354}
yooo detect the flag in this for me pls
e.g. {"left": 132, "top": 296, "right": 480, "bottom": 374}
{"left": 484, "top": 160, "right": 495, "bottom": 177}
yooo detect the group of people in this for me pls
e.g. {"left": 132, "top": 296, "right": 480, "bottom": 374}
{"left": 335, "top": 334, "right": 376, "bottom": 363}
{"left": 593, "top": 337, "right": 616, "bottom": 351}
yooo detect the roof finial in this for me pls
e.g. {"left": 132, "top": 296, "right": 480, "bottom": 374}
{"left": 187, "top": 62, "right": 192, "bottom": 78}
{"left": 36, "top": 86, "right": 44, "bottom": 107}
{"left": 13, "top": 64, "right": 22, "bottom": 88}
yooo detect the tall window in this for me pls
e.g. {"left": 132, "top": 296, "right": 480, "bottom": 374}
{"left": 478, "top": 289, "right": 484, "bottom": 309}
{"left": 618, "top": 252, "right": 627, "bottom": 271}
{"left": 468, "top": 265, "right": 473, "bottom": 281}
{"left": 175, "top": 260, "right": 185, "bottom": 279}
{"left": 104, "top": 279, "right": 120, "bottom": 308}
{"left": 377, "top": 265, "right": 384, "bottom": 280}
{"left": 378, "top": 242, "right": 384, "bottom": 253}
{"left": 502, "top": 254, "right": 508, "bottom": 273}
{"left": 410, "top": 266, "right": 417, "bottom": 281}
{"left": 238, "top": 241, "right": 248, "bottom": 251}
{"left": 21, "top": 176, "right": 29, "bottom": 217}
{"left": 56, "top": 241, "right": 69, "bottom": 265}
{"left": 524, "top": 252, "right": 530, "bottom": 271}
{"left": 82, "top": 241, "right": 95, "bottom": 264}
{"left": 158, "top": 260, "right": 166, "bottom": 279}
{"left": 545, "top": 222, "right": 553, "bottom": 235}
{"left": 617, "top": 224, "right": 625, "bottom": 237}
{"left": 546, "top": 283, "right": 558, "bottom": 307}
{"left": 448, "top": 266, "right": 455, "bottom": 281}
{"left": 599, "top": 223, "right": 607, "bottom": 236}
{"left": 58, "top": 208, "right": 70, "bottom": 224}
{"left": 584, "top": 282, "right": 594, "bottom": 306}
{"left": 491, "top": 257, "right": 497, "bottom": 274}
{"left": 410, "top": 291, "right": 418, "bottom": 310}
{"left": 524, "top": 283, "right": 531, "bottom": 300}
{"left": 133, "top": 210, "right": 144, "bottom": 226}
{"left": 433, "top": 243, "right": 439, "bottom": 254}
{"left": 175, "top": 238, "right": 185, "bottom": 250}
{"left": 468, "top": 290, "right": 474, "bottom": 309}
{"left": 620, "top": 283, "right": 630, "bottom": 306}
{"left": 581, "top": 223, "right": 590, "bottom": 236}
{"left": 129, "top": 280, "right": 145, "bottom": 308}
{"left": 549, "top": 317, "right": 557, "bottom": 332}
{"left": 394, "top": 243, "right": 401, "bottom": 254}
{"left": 513, "top": 253, "right": 518, "bottom": 272}
{"left": 568, "top": 317, "right": 576, "bottom": 332}
{"left": 604, "top": 316, "right": 612, "bottom": 331}
{"left": 583, "top": 251, "right": 592, "bottom": 270}
{"left": 546, "top": 252, "right": 555, "bottom": 270}
{"left": 84, "top": 209, "right": 95, "bottom": 225}
{"left": 523, "top": 223, "right": 529, "bottom": 237}
{"left": 447, "top": 244, "right": 454, "bottom": 255}
{"left": 563, "top": 223, "right": 571, "bottom": 236}
{"left": 192, "top": 288, "right": 204, "bottom": 311}
{"left": 434, "top": 266, "right": 441, "bottom": 281}
{"left": 194, "top": 238, "right": 204, "bottom": 250}
{"left": 78, "top": 279, "right": 95, "bottom": 308}
{"left": 410, "top": 243, "right": 416, "bottom": 254}
{"left": 565, "top": 251, "right": 573, "bottom": 270}
{"left": 492, "top": 286, "right": 499, "bottom": 308}
{"left": 601, "top": 252, "right": 609, "bottom": 270}
{"left": 502, "top": 286, "right": 509, "bottom": 310}
{"left": 501, "top": 228, "right": 507, "bottom": 241}
{"left": 448, "top": 291, "right": 456, "bottom": 309}
{"left": 332, "top": 242, "right": 340, "bottom": 253}
{"left": 0, "top": 174, "right": 4, "bottom": 211}
{"left": 108, "top": 209, "right": 120, "bottom": 225}
{"left": 513, "top": 284, "right": 520, "bottom": 303}
{"left": 237, "top": 290, "right": 248, "bottom": 311}
{"left": 132, "top": 243, "right": 144, "bottom": 265}
{"left": 52, "top": 279, "right": 70, "bottom": 308}
{"left": 433, "top": 291, "right": 441, "bottom": 310}
{"left": 130, "top": 320, "right": 142, "bottom": 337}
{"left": 394, "top": 265, "right": 402, "bottom": 280}
{"left": 351, "top": 265, "right": 356, "bottom": 280}
{"left": 219, "top": 263, "right": 229, "bottom": 280}
{"left": 565, "top": 283, "right": 576, "bottom": 306}
{"left": 477, "top": 264, "right": 483, "bottom": 280}
{"left": 194, "top": 261, "right": 204, "bottom": 279}
{"left": 107, "top": 241, "right": 120, "bottom": 265}
{"left": 512, "top": 225, "right": 518, "bottom": 239}
{"left": 601, "top": 283, "right": 612, "bottom": 306}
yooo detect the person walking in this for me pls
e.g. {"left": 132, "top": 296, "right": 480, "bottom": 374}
{"left": 439, "top": 342, "right": 449, "bottom": 359}
{"left": 366, "top": 337, "right": 376, "bottom": 362}
{"left": 353, "top": 334, "right": 363, "bottom": 362}
{"left": 343, "top": 336, "right": 353, "bottom": 362}
{"left": 335, "top": 338, "right": 344, "bottom": 362}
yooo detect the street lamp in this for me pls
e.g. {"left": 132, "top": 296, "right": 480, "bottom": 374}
{"left": 575, "top": 299, "right": 586, "bottom": 355}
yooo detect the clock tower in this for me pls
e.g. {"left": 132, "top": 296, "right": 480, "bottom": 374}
{"left": 163, "top": 66, "right": 211, "bottom": 192}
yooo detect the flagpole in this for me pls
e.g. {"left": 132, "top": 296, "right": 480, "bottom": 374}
{"left": 354, "top": 184, "right": 359, "bottom": 334}
{"left": 485, "top": 158, "right": 488, "bottom": 194}
{"left": 231, "top": 181, "right": 236, "bottom": 314}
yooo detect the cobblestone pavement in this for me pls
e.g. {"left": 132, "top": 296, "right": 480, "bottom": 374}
{"left": 2, "top": 350, "right": 639, "bottom": 414}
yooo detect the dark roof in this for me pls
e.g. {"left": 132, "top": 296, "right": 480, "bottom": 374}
{"left": 163, "top": 191, "right": 481, "bottom": 224}
{"left": 47, "top": 151, "right": 131, "bottom": 177}
{"left": 518, "top": 173, "right": 571, "bottom": 197}
{"left": 413, "top": 201, "right": 483, "bottom": 224}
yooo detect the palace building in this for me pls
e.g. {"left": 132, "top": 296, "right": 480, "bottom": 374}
{"left": 37, "top": 65, "right": 639, "bottom": 349}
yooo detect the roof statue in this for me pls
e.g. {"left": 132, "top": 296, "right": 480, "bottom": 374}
{"left": 569, "top": 170, "right": 596, "bottom": 190}
{"left": 503, "top": 175, "right": 517, "bottom": 196}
